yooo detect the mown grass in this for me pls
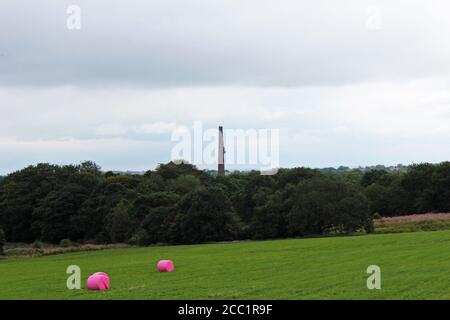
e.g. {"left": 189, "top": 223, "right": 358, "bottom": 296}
{"left": 1, "top": 231, "right": 450, "bottom": 300}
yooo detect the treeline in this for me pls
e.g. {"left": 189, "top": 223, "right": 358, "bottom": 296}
{"left": 0, "top": 161, "right": 449, "bottom": 246}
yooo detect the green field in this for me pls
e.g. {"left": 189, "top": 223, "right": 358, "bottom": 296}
{"left": 1, "top": 231, "right": 450, "bottom": 300}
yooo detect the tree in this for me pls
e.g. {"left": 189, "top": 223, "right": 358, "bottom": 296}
{"left": 0, "top": 162, "right": 101, "bottom": 243}
{"left": 156, "top": 161, "right": 201, "bottom": 180}
{"left": 360, "top": 170, "right": 389, "bottom": 187}
{"left": 250, "top": 191, "right": 287, "bottom": 239}
{"left": 78, "top": 161, "right": 102, "bottom": 175}
{"left": 0, "top": 163, "right": 67, "bottom": 242}
{"left": 137, "top": 173, "right": 165, "bottom": 193}
{"left": 33, "top": 183, "right": 91, "bottom": 243}
{"left": 170, "top": 187, "right": 240, "bottom": 244}
{"left": 402, "top": 163, "right": 435, "bottom": 213}
{"left": 139, "top": 206, "right": 173, "bottom": 244}
{"left": 431, "top": 162, "right": 450, "bottom": 212}
{"left": 171, "top": 175, "right": 202, "bottom": 194}
{"left": 130, "top": 192, "right": 180, "bottom": 231}
{"left": 276, "top": 167, "right": 318, "bottom": 188}
{"left": 334, "top": 195, "right": 373, "bottom": 233}
{"left": 0, "top": 228, "right": 5, "bottom": 255}
{"left": 71, "top": 182, "right": 136, "bottom": 242}
{"left": 287, "top": 176, "right": 371, "bottom": 236}
{"left": 5, "top": 159, "right": 450, "bottom": 246}
{"left": 106, "top": 200, "right": 133, "bottom": 243}
{"left": 364, "top": 174, "right": 409, "bottom": 216}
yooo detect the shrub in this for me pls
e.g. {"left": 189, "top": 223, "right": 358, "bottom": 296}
{"left": 59, "top": 238, "right": 77, "bottom": 248}
{"left": 374, "top": 219, "right": 450, "bottom": 234}
{"left": 5, "top": 247, "right": 43, "bottom": 256}
{"left": 31, "top": 240, "right": 44, "bottom": 249}
{"left": 128, "top": 229, "right": 149, "bottom": 246}
{"left": 4, "top": 243, "right": 130, "bottom": 257}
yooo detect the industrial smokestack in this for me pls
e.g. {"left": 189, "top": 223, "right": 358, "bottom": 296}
{"left": 218, "top": 126, "right": 225, "bottom": 176}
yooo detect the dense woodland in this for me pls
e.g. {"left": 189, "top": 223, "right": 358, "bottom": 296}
{"left": 0, "top": 161, "right": 449, "bottom": 246}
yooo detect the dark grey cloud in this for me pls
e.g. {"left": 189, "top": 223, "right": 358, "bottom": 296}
{"left": 1, "top": 0, "right": 450, "bottom": 86}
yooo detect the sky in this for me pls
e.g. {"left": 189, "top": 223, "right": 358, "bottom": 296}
{"left": 1, "top": 0, "right": 450, "bottom": 174}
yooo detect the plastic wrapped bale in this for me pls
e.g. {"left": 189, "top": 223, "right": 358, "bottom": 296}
{"left": 157, "top": 260, "right": 175, "bottom": 272}
{"left": 87, "top": 272, "right": 110, "bottom": 290}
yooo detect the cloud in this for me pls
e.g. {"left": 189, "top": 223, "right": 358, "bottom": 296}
{"left": 0, "top": 136, "right": 169, "bottom": 174}
{"left": 1, "top": 1, "right": 450, "bottom": 173}
{"left": 95, "top": 122, "right": 178, "bottom": 136}
{"left": 1, "top": 0, "right": 450, "bottom": 86}
{"left": 137, "top": 122, "right": 178, "bottom": 134}
{"left": 95, "top": 124, "right": 128, "bottom": 136}
{"left": 0, "top": 79, "right": 449, "bottom": 173}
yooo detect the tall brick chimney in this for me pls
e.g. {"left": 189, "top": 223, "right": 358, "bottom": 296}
{"left": 218, "top": 126, "right": 225, "bottom": 176}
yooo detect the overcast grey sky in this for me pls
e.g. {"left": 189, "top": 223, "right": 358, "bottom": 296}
{"left": 1, "top": 0, "right": 450, "bottom": 173}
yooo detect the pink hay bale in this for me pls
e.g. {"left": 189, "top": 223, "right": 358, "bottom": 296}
{"left": 87, "top": 272, "right": 110, "bottom": 290}
{"left": 157, "top": 260, "right": 175, "bottom": 272}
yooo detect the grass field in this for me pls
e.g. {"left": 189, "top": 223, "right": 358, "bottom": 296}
{"left": 1, "top": 230, "right": 450, "bottom": 300}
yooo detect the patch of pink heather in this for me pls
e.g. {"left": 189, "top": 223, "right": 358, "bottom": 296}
{"left": 374, "top": 213, "right": 450, "bottom": 224}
